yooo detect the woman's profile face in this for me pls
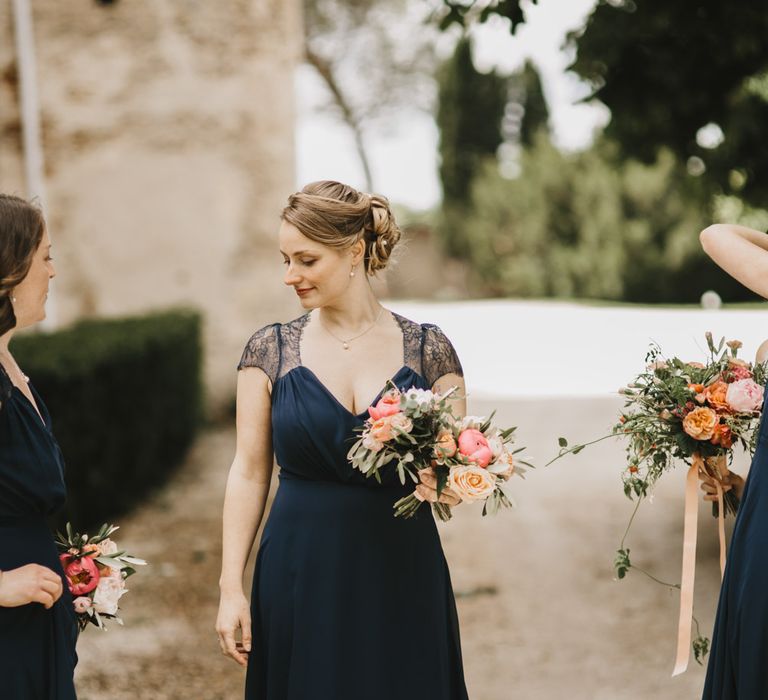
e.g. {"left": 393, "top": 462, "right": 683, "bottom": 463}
{"left": 12, "top": 228, "right": 55, "bottom": 329}
{"left": 279, "top": 221, "right": 358, "bottom": 309}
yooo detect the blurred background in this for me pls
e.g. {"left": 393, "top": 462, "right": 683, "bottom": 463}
{"left": 3, "top": 0, "right": 768, "bottom": 697}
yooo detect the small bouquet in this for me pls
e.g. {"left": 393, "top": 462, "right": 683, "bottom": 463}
{"left": 56, "top": 523, "right": 146, "bottom": 631}
{"left": 347, "top": 382, "right": 531, "bottom": 521}
{"left": 550, "top": 332, "right": 767, "bottom": 671}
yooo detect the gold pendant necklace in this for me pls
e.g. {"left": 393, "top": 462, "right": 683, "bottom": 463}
{"left": 320, "top": 306, "right": 385, "bottom": 350}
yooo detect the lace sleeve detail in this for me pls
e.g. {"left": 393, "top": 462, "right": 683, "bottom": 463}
{"left": 0, "top": 364, "right": 11, "bottom": 414}
{"left": 237, "top": 324, "right": 280, "bottom": 383}
{"left": 421, "top": 324, "right": 463, "bottom": 388}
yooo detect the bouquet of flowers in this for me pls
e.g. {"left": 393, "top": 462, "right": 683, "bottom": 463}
{"left": 347, "top": 382, "right": 531, "bottom": 521}
{"left": 56, "top": 523, "right": 146, "bottom": 631}
{"left": 550, "top": 332, "right": 767, "bottom": 671}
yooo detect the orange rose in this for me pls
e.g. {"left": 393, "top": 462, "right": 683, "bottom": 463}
{"left": 448, "top": 465, "right": 496, "bottom": 502}
{"left": 682, "top": 407, "right": 718, "bottom": 441}
{"left": 711, "top": 423, "right": 734, "bottom": 449}
{"left": 705, "top": 381, "right": 731, "bottom": 412}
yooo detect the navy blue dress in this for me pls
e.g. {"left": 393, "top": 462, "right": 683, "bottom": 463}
{"left": 238, "top": 311, "right": 469, "bottom": 700}
{"left": 703, "top": 387, "right": 768, "bottom": 698}
{"left": 0, "top": 365, "right": 78, "bottom": 699}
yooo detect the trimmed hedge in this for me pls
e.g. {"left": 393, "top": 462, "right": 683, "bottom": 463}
{"left": 12, "top": 309, "right": 203, "bottom": 529}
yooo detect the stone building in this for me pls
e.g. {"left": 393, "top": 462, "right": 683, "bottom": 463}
{"left": 0, "top": 0, "right": 302, "bottom": 406}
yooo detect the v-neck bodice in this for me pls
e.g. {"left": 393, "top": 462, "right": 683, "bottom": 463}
{"left": 0, "top": 365, "right": 66, "bottom": 519}
{"left": 238, "top": 310, "right": 463, "bottom": 485}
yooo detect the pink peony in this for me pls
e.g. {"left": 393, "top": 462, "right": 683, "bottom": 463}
{"left": 729, "top": 361, "right": 753, "bottom": 382}
{"left": 726, "top": 378, "right": 764, "bottom": 413}
{"left": 73, "top": 596, "right": 93, "bottom": 614}
{"left": 457, "top": 429, "right": 493, "bottom": 468}
{"left": 368, "top": 392, "right": 401, "bottom": 421}
{"left": 60, "top": 554, "right": 101, "bottom": 596}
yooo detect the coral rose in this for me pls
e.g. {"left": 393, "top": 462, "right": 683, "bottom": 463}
{"left": 448, "top": 465, "right": 496, "bottom": 502}
{"left": 711, "top": 423, "right": 734, "bottom": 449}
{"left": 59, "top": 554, "right": 100, "bottom": 596}
{"left": 682, "top": 407, "right": 718, "bottom": 441}
{"left": 457, "top": 429, "right": 493, "bottom": 468}
{"left": 729, "top": 363, "right": 753, "bottom": 382}
{"left": 368, "top": 392, "right": 401, "bottom": 421}
{"left": 434, "top": 429, "right": 457, "bottom": 459}
{"left": 705, "top": 381, "right": 731, "bottom": 412}
{"left": 727, "top": 378, "right": 764, "bottom": 413}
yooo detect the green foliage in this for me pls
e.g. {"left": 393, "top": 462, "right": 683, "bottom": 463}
{"left": 515, "top": 60, "right": 550, "bottom": 148}
{"left": 437, "top": 36, "right": 508, "bottom": 206}
{"left": 434, "top": 0, "right": 535, "bottom": 33}
{"left": 569, "top": 0, "right": 768, "bottom": 207}
{"left": 455, "top": 135, "right": 758, "bottom": 302}
{"left": 12, "top": 310, "right": 203, "bottom": 529}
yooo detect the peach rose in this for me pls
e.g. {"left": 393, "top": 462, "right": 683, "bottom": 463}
{"left": 711, "top": 423, "right": 734, "bottom": 449}
{"left": 457, "top": 429, "right": 493, "bottom": 468}
{"left": 705, "top": 381, "right": 731, "bottom": 412}
{"left": 448, "top": 465, "right": 497, "bottom": 502}
{"left": 370, "top": 417, "right": 395, "bottom": 442}
{"left": 362, "top": 433, "right": 384, "bottom": 453}
{"left": 682, "top": 407, "right": 718, "bottom": 441}
{"left": 368, "top": 392, "right": 401, "bottom": 421}
{"left": 727, "top": 378, "right": 764, "bottom": 413}
{"left": 434, "top": 430, "right": 457, "bottom": 459}
{"left": 487, "top": 450, "right": 514, "bottom": 480}
{"left": 388, "top": 413, "right": 413, "bottom": 435}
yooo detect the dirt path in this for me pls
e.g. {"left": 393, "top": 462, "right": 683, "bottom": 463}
{"left": 74, "top": 398, "right": 725, "bottom": 699}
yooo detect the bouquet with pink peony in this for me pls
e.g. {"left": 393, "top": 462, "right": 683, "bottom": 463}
{"left": 56, "top": 523, "right": 146, "bottom": 631}
{"left": 347, "top": 382, "right": 531, "bottom": 521}
{"left": 550, "top": 333, "right": 767, "bottom": 670}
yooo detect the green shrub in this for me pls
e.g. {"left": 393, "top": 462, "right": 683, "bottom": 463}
{"left": 12, "top": 309, "right": 203, "bottom": 529}
{"left": 456, "top": 136, "right": 759, "bottom": 303}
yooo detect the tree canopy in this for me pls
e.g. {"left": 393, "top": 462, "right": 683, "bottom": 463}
{"left": 569, "top": 0, "right": 768, "bottom": 207}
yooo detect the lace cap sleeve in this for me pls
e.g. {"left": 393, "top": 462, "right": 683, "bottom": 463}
{"left": 0, "top": 364, "right": 12, "bottom": 414}
{"left": 421, "top": 324, "right": 463, "bottom": 388}
{"left": 238, "top": 323, "right": 280, "bottom": 383}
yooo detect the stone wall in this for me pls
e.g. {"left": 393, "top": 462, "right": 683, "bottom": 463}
{"left": 0, "top": 0, "right": 302, "bottom": 407}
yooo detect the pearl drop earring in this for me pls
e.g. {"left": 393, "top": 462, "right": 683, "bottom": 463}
{"left": 350, "top": 269, "right": 355, "bottom": 278}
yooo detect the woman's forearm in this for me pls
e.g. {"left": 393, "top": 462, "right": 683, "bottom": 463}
{"left": 219, "top": 463, "right": 272, "bottom": 593}
{"left": 700, "top": 224, "right": 768, "bottom": 298}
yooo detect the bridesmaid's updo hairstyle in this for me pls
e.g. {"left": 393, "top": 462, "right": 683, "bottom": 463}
{"left": 0, "top": 194, "right": 45, "bottom": 336}
{"left": 281, "top": 180, "right": 402, "bottom": 275}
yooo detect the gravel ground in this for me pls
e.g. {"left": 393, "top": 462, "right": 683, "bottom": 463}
{"left": 74, "top": 397, "right": 729, "bottom": 699}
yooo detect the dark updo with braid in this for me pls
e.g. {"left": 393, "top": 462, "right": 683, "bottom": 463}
{"left": 0, "top": 195, "right": 46, "bottom": 336}
{"left": 281, "top": 180, "right": 401, "bottom": 275}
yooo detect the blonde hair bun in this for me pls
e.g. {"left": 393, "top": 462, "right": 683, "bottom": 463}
{"left": 282, "top": 180, "right": 401, "bottom": 275}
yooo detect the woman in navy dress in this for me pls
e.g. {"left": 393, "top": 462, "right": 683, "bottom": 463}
{"left": 699, "top": 223, "right": 768, "bottom": 699}
{"left": 0, "top": 195, "right": 78, "bottom": 699}
{"left": 216, "top": 180, "right": 469, "bottom": 699}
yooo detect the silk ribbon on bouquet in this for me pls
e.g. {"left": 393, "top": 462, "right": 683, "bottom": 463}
{"left": 672, "top": 453, "right": 727, "bottom": 676}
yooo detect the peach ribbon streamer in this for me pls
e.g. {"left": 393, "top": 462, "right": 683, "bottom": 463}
{"left": 672, "top": 454, "right": 727, "bottom": 677}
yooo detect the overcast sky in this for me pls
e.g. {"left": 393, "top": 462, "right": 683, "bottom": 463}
{"left": 295, "top": 0, "right": 608, "bottom": 210}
